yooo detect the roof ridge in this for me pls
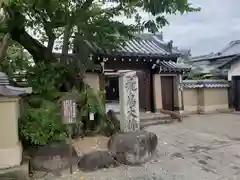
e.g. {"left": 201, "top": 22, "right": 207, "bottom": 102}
{"left": 229, "top": 40, "right": 240, "bottom": 45}
{"left": 219, "top": 40, "right": 240, "bottom": 54}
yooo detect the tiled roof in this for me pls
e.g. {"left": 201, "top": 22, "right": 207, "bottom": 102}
{"left": 189, "top": 55, "right": 237, "bottom": 74}
{"left": 183, "top": 80, "right": 229, "bottom": 89}
{"left": 191, "top": 40, "right": 240, "bottom": 62}
{"left": 188, "top": 40, "right": 240, "bottom": 73}
{"left": 86, "top": 33, "right": 180, "bottom": 58}
{"left": 139, "top": 34, "right": 180, "bottom": 54}
{"left": 74, "top": 33, "right": 190, "bottom": 72}
{"left": 0, "top": 72, "right": 9, "bottom": 85}
{"left": 156, "top": 60, "right": 191, "bottom": 72}
{"left": 219, "top": 40, "right": 240, "bottom": 56}
{"left": 0, "top": 72, "right": 32, "bottom": 96}
{"left": 217, "top": 55, "right": 240, "bottom": 69}
{"left": 190, "top": 53, "right": 215, "bottom": 62}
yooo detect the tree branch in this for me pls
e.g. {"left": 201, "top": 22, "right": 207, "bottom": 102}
{"left": 60, "top": 24, "right": 72, "bottom": 62}
{"left": 4, "top": 5, "right": 56, "bottom": 64}
{"left": 44, "top": 23, "right": 56, "bottom": 52}
{"left": 81, "top": 0, "right": 95, "bottom": 10}
{"left": 10, "top": 27, "right": 55, "bottom": 64}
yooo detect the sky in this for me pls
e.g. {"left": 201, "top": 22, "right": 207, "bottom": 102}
{"left": 161, "top": 0, "right": 240, "bottom": 56}
{"left": 113, "top": 0, "right": 240, "bottom": 56}
{"left": 29, "top": 0, "right": 240, "bottom": 57}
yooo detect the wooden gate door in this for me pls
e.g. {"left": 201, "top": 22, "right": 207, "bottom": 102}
{"left": 232, "top": 76, "right": 240, "bottom": 111}
{"left": 136, "top": 70, "right": 151, "bottom": 112}
{"left": 161, "top": 76, "right": 174, "bottom": 111}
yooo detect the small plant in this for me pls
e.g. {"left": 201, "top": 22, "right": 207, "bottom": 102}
{"left": 19, "top": 100, "right": 66, "bottom": 147}
{"left": 71, "top": 86, "right": 106, "bottom": 136}
{"left": 70, "top": 86, "right": 118, "bottom": 137}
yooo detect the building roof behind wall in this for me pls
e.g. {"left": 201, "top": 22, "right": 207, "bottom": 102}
{"left": 85, "top": 33, "right": 181, "bottom": 59}
{"left": 191, "top": 40, "right": 240, "bottom": 62}
{"left": 188, "top": 40, "right": 240, "bottom": 75}
{"left": 72, "top": 33, "right": 191, "bottom": 73}
{"left": 219, "top": 40, "right": 240, "bottom": 56}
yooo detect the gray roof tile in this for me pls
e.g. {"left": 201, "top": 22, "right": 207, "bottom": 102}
{"left": 183, "top": 80, "right": 229, "bottom": 88}
{"left": 0, "top": 72, "right": 32, "bottom": 96}
{"left": 219, "top": 40, "right": 240, "bottom": 56}
{"left": 87, "top": 33, "right": 180, "bottom": 57}
{"left": 157, "top": 60, "right": 191, "bottom": 72}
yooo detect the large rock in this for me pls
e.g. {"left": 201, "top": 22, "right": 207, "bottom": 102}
{"left": 29, "top": 142, "right": 79, "bottom": 178}
{"left": 78, "top": 151, "right": 118, "bottom": 172}
{"left": 107, "top": 131, "right": 158, "bottom": 165}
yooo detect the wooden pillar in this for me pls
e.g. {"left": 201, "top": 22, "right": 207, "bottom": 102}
{"left": 149, "top": 72, "right": 155, "bottom": 112}
{"left": 99, "top": 74, "right": 106, "bottom": 107}
{"left": 173, "top": 75, "right": 184, "bottom": 112}
{"left": 145, "top": 70, "right": 151, "bottom": 112}
{"left": 136, "top": 70, "right": 151, "bottom": 112}
{"left": 152, "top": 74, "right": 162, "bottom": 112}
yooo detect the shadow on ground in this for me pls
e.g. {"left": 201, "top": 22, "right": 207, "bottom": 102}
{"left": 0, "top": 170, "right": 29, "bottom": 180}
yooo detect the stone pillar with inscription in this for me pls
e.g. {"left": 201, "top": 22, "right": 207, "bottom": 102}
{"left": 119, "top": 71, "right": 140, "bottom": 132}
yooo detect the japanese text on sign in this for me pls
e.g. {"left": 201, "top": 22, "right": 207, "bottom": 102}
{"left": 62, "top": 100, "right": 76, "bottom": 124}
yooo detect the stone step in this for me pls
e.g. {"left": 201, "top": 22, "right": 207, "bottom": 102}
{"left": 115, "top": 112, "right": 174, "bottom": 128}
{"left": 116, "top": 112, "right": 171, "bottom": 121}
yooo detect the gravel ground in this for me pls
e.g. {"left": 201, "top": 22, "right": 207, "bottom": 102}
{"left": 50, "top": 113, "right": 240, "bottom": 180}
{"left": 6, "top": 113, "right": 240, "bottom": 180}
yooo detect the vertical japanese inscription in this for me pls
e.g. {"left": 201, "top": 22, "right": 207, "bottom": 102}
{"left": 124, "top": 72, "right": 140, "bottom": 131}
{"left": 62, "top": 99, "right": 76, "bottom": 124}
{"left": 60, "top": 92, "right": 78, "bottom": 174}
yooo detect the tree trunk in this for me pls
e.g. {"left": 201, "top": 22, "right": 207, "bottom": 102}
{"left": 60, "top": 24, "right": 72, "bottom": 63}
{"left": 10, "top": 27, "right": 56, "bottom": 64}
{"left": 0, "top": 33, "right": 10, "bottom": 64}
{"left": 44, "top": 24, "right": 56, "bottom": 52}
{"left": 47, "top": 36, "right": 55, "bottom": 52}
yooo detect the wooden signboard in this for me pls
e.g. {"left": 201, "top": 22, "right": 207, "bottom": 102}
{"left": 60, "top": 93, "right": 78, "bottom": 124}
{"left": 60, "top": 92, "right": 78, "bottom": 174}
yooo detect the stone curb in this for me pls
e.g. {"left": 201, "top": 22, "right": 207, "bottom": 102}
{"left": 140, "top": 114, "right": 170, "bottom": 121}
{"left": 140, "top": 118, "right": 175, "bottom": 129}
{"left": 216, "top": 109, "right": 240, "bottom": 114}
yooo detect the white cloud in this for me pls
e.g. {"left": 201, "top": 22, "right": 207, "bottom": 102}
{"left": 162, "top": 0, "right": 240, "bottom": 55}
{"left": 27, "top": 0, "right": 240, "bottom": 57}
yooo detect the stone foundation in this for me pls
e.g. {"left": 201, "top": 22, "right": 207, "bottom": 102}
{"left": 0, "top": 141, "right": 22, "bottom": 169}
{"left": 199, "top": 104, "right": 229, "bottom": 113}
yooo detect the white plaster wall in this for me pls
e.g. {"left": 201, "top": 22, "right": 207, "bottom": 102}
{"left": 84, "top": 73, "right": 100, "bottom": 90}
{"left": 228, "top": 60, "right": 240, "bottom": 80}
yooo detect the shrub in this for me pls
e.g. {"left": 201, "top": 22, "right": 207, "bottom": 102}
{"left": 71, "top": 86, "right": 106, "bottom": 137}
{"left": 19, "top": 100, "right": 66, "bottom": 147}
{"left": 19, "top": 86, "right": 119, "bottom": 148}
{"left": 71, "top": 86, "right": 119, "bottom": 137}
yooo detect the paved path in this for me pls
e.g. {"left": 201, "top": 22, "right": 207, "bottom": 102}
{"left": 58, "top": 113, "right": 240, "bottom": 180}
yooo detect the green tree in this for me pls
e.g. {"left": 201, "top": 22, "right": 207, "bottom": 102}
{"left": 1, "top": 0, "right": 199, "bottom": 68}
{"left": 0, "top": 0, "right": 200, "bottom": 145}
{"left": 0, "top": 0, "right": 199, "bottom": 91}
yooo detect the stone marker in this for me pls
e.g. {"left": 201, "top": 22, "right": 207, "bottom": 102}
{"left": 119, "top": 71, "right": 140, "bottom": 132}
{"left": 107, "top": 131, "right": 158, "bottom": 165}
